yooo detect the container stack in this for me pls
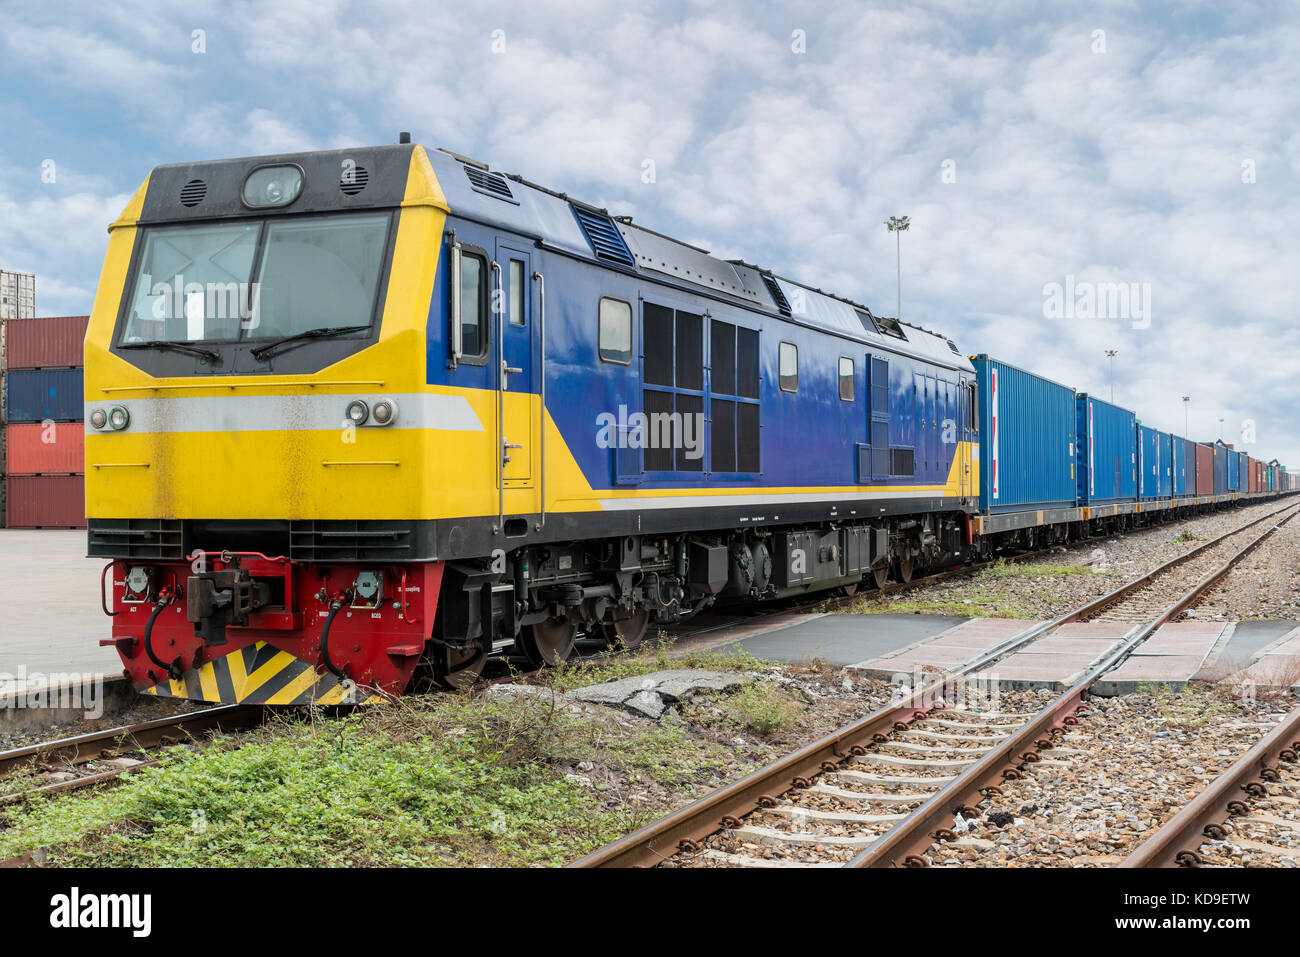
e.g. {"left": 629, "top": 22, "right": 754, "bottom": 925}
{"left": 1, "top": 315, "right": 88, "bottom": 528}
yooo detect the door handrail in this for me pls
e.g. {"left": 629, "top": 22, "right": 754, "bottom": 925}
{"left": 533, "top": 269, "right": 546, "bottom": 532}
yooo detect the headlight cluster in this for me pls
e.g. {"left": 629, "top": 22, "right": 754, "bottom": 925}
{"left": 242, "top": 165, "right": 304, "bottom": 208}
{"left": 90, "top": 405, "right": 130, "bottom": 431}
{"left": 345, "top": 398, "right": 397, "bottom": 427}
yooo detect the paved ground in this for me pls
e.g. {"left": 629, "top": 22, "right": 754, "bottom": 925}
{"left": 678, "top": 607, "right": 1300, "bottom": 696}
{"left": 0, "top": 529, "right": 118, "bottom": 678}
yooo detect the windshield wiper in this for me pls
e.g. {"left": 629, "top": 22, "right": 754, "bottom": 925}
{"left": 250, "top": 325, "right": 371, "bottom": 362}
{"left": 121, "top": 340, "right": 222, "bottom": 362}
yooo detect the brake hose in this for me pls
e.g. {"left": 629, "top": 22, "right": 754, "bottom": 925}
{"left": 144, "top": 596, "right": 179, "bottom": 680}
{"left": 319, "top": 595, "right": 349, "bottom": 680}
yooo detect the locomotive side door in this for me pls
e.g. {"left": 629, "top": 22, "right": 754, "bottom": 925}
{"left": 496, "top": 240, "right": 534, "bottom": 487}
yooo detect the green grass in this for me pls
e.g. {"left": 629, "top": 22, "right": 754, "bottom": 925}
{"left": 0, "top": 643, "right": 797, "bottom": 868}
{"left": 1172, "top": 530, "right": 1206, "bottom": 543}
{"left": 1136, "top": 682, "right": 1238, "bottom": 729}
{"left": 705, "top": 683, "right": 804, "bottom": 736}
{"left": 975, "top": 559, "right": 1093, "bottom": 580}
{"left": 841, "top": 596, "right": 1034, "bottom": 619}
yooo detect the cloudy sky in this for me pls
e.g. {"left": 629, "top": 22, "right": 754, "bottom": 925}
{"left": 4, "top": 0, "right": 1298, "bottom": 463}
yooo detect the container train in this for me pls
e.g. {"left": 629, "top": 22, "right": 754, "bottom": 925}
{"left": 82, "top": 141, "right": 1295, "bottom": 705}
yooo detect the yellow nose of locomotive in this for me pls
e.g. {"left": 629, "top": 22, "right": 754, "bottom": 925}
{"left": 84, "top": 146, "right": 454, "bottom": 523}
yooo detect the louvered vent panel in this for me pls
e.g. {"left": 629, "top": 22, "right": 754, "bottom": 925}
{"left": 464, "top": 166, "right": 514, "bottom": 199}
{"left": 572, "top": 206, "right": 636, "bottom": 268}
{"left": 340, "top": 165, "right": 369, "bottom": 195}
{"left": 761, "top": 274, "right": 791, "bottom": 316}
{"left": 180, "top": 179, "right": 207, "bottom": 207}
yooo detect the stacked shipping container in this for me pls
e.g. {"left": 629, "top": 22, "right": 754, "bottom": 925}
{"left": 0, "top": 271, "right": 36, "bottom": 321}
{"left": 1, "top": 315, "right": 87, "bottom": 528}
{"left": 972, "top": 356, "right": 1077, "bottom": 513}
{"left": 1171, "top": 435, "right": 1195, "bottom": 497}
{"left": 1075, "top": 394, "right": 1137, "bottom": 505}
{"left": 1137, "top": 424, "right": 1170, "bottom": 500}
{"left": 1195, "top": 443, "right": 1215, "bottom": 495}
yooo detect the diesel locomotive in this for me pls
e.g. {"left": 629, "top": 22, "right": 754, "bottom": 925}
{"left": 83, "top": 140, "right": 1286, "bottom": 705}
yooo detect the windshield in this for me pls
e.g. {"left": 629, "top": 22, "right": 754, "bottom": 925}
{"left": 120, "top": 213, "right": 390, "bottom": 343}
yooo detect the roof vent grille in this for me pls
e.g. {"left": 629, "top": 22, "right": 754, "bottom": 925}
{"left": 761, "top": 273, "right": 791, "bottom": 316}
{"left": 874, "top": 314, "right": 908, "bottom": 340}
{"left": 340, "top": 165, "right": 369, "bottom": 196}
{"left": 464, "top": 166, "right": 514, "bottom": 200}
{"left": 571, "top": 205, "right": 636, "bottom": 268}
{"left": 180, "top": 179, "right": 207, "bottom": 207}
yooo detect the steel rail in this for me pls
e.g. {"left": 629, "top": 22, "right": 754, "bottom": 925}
{"left": 845, "top": 503, "right": 1300, "bottom": 867}
{"left": 0, "top": 704, "right": 263, "bottom": 779}
{"left": 1120, "top": 705, "right": 1300, "bottom": 868}
{"left": 571, "top": 500, "right": 1298, "bottom": 868}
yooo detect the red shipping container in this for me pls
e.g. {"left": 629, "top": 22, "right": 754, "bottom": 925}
{"left": 1195, "top": 443, "right": 1215, "bottom": 496}
{"left": 4, "top": 474, "right": 85, "bottom": 528}
{"left": 4, "top": 422, "right": 84, "bottom": 473}
{"left": 5, "top": 315, "right": 88, "bottom": 369}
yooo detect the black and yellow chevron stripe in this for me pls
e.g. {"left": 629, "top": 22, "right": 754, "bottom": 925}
{"left": 142, "top": 641, "right": 383, "bottom": 705}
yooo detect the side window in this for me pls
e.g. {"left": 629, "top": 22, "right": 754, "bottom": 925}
{"left": 598, "top": 297, "right": 632, "bottom": 364}
{"left": 458, "top": 252, "right": 487, "bottom": 359}
{"left": 968, "top": 381, "right": 978, "bottom": 430}
{"left": 509, "top": 259, "right": 525, "bottom": 325}
{"left": 779, "top": 341, "right": 798, "bottom": 393}
{"left": 839, "top": 356, "right": 855, "bottom": 401}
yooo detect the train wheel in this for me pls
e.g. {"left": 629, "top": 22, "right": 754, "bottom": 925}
{"left": 607, "top": 609, "right": 650, "bottom": 652}
{"left": 519, "top": 617, "right": 578, "bottom": 667}
{"left": 842, "top": 582, "right": 860, "bottom": 597}
{"left": 894, "top": 555, "right": 915, "bottom": 584}
{"left": 432, "top": 644, "right": 488, "bottom": 692}
{"left": 871, "top": 565, "right": 890, "bottom": 589}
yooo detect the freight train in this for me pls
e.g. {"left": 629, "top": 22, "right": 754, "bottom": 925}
{"left": 82, "top": 141, "right": 1295, "bottom": 704}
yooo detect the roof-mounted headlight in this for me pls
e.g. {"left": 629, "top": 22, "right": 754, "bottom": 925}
{"left": 242, "top": 165, "right": 304, "bottom": 208}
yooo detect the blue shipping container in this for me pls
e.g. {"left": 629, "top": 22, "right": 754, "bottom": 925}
{"left": 3, "top": 369, "right": 84, "bottom": 423}
{"left": 1170, "top": 429, "right": 1180, "bottom": 496}
{"left": 1137, "top": 424, "right": 1170, "bottom": 500}
{"left": 1227, "top": 447, "right": 1240, "bottom": 491}
{"left": 1170, "top": 435, "right": 1194, "bottom": 497}
{"left": 974, "top": 356, "right": 1076, "bottom": 513}
{"left": 1076, "top": 394, "right": 1137, "bottom": 505}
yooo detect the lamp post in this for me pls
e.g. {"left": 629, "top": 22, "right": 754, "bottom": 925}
{"left": 1105, "top": 350, "right": 1118, "bottom": 403}
{"left": 884, "top": 215, "right": 910, "bottom": 322}
{"left": 1182, "top": 396, "right": 1190, "bottom": 436}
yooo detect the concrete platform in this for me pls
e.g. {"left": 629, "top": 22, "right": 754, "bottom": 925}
{"left": 0, "top": 529, "right": 119, "bottom": 679}
{"left": 971, "top": 622, "right": 1128, "bottom": 691}
{"left": 849, "top": 618, "right": 1037, "bottom": 677}
{"left": 711, "top": 613, "right": 972, "bottom": 667}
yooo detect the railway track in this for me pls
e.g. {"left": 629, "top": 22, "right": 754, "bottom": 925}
{"left": 572, "top": 500, "right": 1300, "bottom": 868}
{"left": 1120, "top": 703, "right": 1300, "bottom": 867}
{"left": 0, "top": 704, "right": 263, "bottom": 806}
